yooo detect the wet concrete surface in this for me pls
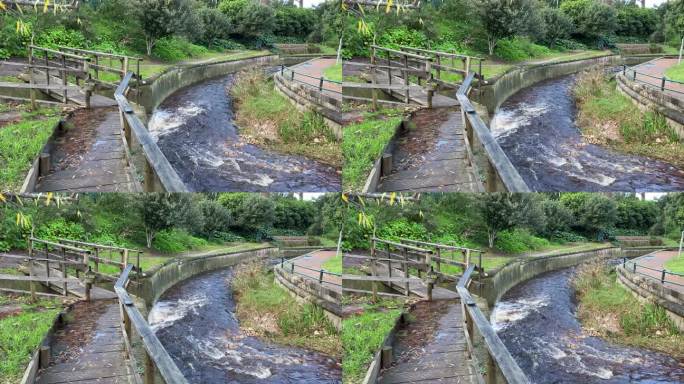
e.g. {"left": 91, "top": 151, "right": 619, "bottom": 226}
{"left": 491, "top": 74, "right": 684, "bottom": 192}
{"left": 148, "top": 74, "right": 340, "bottom": 192}
{"left": 148, "top": 268, "right": 342, "bottom": 384}
{"left": 492, "top": 267, "right": 684, "bottom": 383}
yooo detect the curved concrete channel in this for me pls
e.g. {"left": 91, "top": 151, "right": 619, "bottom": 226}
{"left": 491, "top": 265, "right": 684, "bottom": 383}
{"left": 490, "top": 73, "right": 684, "bottom": 191}
{"left": 148, "top": 267, "right": 342, "bottom": 383}
{"left": 147, "top": 73, "right": 340, "bottom": 192}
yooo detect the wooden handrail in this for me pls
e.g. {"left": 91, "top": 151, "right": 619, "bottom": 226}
{"left": 115, "top": 264, "right": 189, "bottom": 384}
{"left": 457, "top": 264, "right": 530, "bottom": 383}
{"left": 372, "top": 238, "right": 432, "bottom": 253}
{"left": 371, "top": 45, "right": 432, "bottom": 61}
{"left": 57, "top": 46, "right": 143, "bottom": 61}
{"left": 29, "top": 45, "right": 90, "bottom": 62}
{"left": 398, "top": 238, "right": 483, "bottom": 254}
{"left": 399, "top": 46, "right": 484, "bottom": 61}
{"left": 456, "top": 73, "right": 530, "bottom": 192}
{"left": 29, "top": 237, "right": 90, "bottom": 254}
{"left": 56, "top": 238, "right": 142, "bottom": 254}
{"left": 115, "top": 72, "right": 188, "bottom": 192}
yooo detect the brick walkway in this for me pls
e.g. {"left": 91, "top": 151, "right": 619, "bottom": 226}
{"left": 289, "top": 58, "right": 341, "bottom": 98}
{"left": 289, "top": 250, "right": 341, "bottom": 292}
{"left": 633, "top": 250, "right": 684, "bottom": 293}
{"left": 631, "top": 58, "right": 684, "bottom": 101}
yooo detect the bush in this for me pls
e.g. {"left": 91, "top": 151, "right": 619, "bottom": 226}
{"left": 152, "top": 36, "right": 208, "bottom": 62}
{"left": 494, "top": 37, "right": 552, "bottom": 61}
{"left": 219, "top": 0, "right": 274, "bottom": 40}
{"left": 273, "top": 6, "right": 317, "bottom": 38}
{"left": 377, "top": 219, "right": 428, "bottom": 242}
{"left": 377, "top": 26, "right": 428, "bottom": 50}
{"left": 196, "top": 7, "right": 233, "bottom": 47}
{"left": 35, "top": 219, "right": 86, "bottom": 242}
{"left": 35, "top": 26, "right": 88, "bottom": 50}
{"left": 152, "top": 229, "right": 208, "bottom": 254}
{"left": 495, "top": 229, "right": 550, "bottom": 254}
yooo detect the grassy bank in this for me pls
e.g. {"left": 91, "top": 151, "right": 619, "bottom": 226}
{"left": 324, "top": 62, "right": 342, "bottom": 82}
{"left": 664, "top": 252, "right": 684, "bottom": 274}
{"left": 322, "top": 252, "right": 342, "bottom": 274}
{"left": 342, "top": 111, "right": 403, "bottom": 191}
{"left": 232, "top": 261, "right": 340, "bottom": 357}
{"left": 0, "top": 104, "right": 61, "bottom": 190}
{"left": 573, "top": 261, "right": 683, "bottom": 357}
{"left": 665, "top": 62, "right": 684, "bottom": 82}
{"left": 0, "top": 294, "right": 63, "bottom": 382}
{"left": 342, "top": 298, "right": 403, "bottom": 384}
{"left": 231, "top": 68, "right": 341, "bottom": 167}
{"left": 574, "top": 69, "right": 683, "bottom": 168}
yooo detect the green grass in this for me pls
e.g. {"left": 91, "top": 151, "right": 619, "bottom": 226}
{"left": 322, "top": 253, "right": 342, "bottom": 274}
{"left": 665, "top": 252, "right": 684, "bottom": 274}
{"left": 0, "top": 295, "right": 62, "bottom": 382}
{"left": 323, "top": 62, "right": 342, "bottom": 82}
{"left": 574, "top": 69, "right": 683, "bottom": 168}
{"left": 665, "top": 61, "right": 684, "bottom": 82}
{"left": 343, "top": 300, "right": 403, "bottom": 384}
{"left": 343, "top": 113, "right": 403, "bottom": 191}
{"left": 0, "top": 106, "right": 61, "bottom": 190}
{"left": 232, "top": 261, "right": 340, "bottom": 357}
{"left": 231, "top": 68, "right": 341, "bottom": 167}
{"left": 574, "top": 262, "right": 683, "bottom": 356}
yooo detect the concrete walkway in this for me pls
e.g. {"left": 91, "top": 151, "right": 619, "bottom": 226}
{"left": 289, "top": 58, "right": 341, "bottom": 98}
{"left": 631, "top": 58, "right": 684, "bottom": 101}
{"left": 35, "top": 109, "right": 141, "bottom": 192}
{"left": 378, "top": 110, "right": 483, "bottom": 192}
{"left": 378, "top": 301, "right": 476, "bottom": 384}
{"left": 289, "top": 250, "right": 341, "bottom": 292}
{"left": 633, "top": 250, "right": 684, "bottom": 292}
{"left": 35, "top": 300, "right": 135, "bottom": 384}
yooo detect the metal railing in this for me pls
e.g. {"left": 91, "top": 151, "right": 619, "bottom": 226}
{"left": 279, "top": 65, "right": 342, "bottom": 95}
{"left": 114, "top": 72, "right": 188, "bottom": 192}
{"left": 278, "top": 257, "right": 342, "bottom": 287}
{"left": 622, "top": 61, "right": 684, "bottom": 96}
{"left": 622, "top": 255, "right": 684, "bottom": 288}
{"left": 456, "top": 72, "right": 530, "bottom": 192}
{"left": 115, "top": 264, "right": 188, "bottom": 384}
{"left": 456, "top": 264, "right": 530, "bottom": 384}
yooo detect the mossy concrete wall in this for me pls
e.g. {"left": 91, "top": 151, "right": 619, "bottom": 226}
{"left": 480, "top": 246, "right": 622, "bottom": 307}
{"left": 475, "top": 55, "right": 653, "bottom": 115}
{"left": 138, "top": 54, "right": 281, "bottom": 113}
{"left": 132, "top": 247, "right": 278, "bottom": 307}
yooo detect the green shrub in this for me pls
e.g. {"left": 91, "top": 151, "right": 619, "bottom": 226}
{"left": 495, "top": 37, "right": 552, "bottom": 62}
{"left": 495, "top": 229, "right": 550, "bottom": 254}
{"left": 0, "top": 48, "right": 9, "bottom": 60}
{"left": 152, "top": 37, "right": 209, "bottom": 62}
{"left": 35, "top": 26, "right": 88, "bottom": 50}
{"left": 35, "top": 219, "right": 86, "bottom": 242}
{"left": 377, "top": 26, "right": 428, "bottom": 50}
{"left": 152, "top": 229, "right": 208, "bottom": 254}
{"left": 378, "top": 219, "right": 428, "bottom": 242}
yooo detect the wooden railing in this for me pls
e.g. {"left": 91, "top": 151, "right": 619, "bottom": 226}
{"left": 27, "top": 45, "right": 91, "bottom": 106}
{"left": 398, "top": 238, "right": 483, "bottom": 276}
{"left": 457, "top": 264, "right": 530, "bottom": 384}
{"left": 115, "top": 264, "right": 188, "bottom": 384}
{"left": 57, "top": 46, "right": 143, "bottom": 88}
{"left": 371, "top": 45, "right": 432, "bottom": 104}
{"left": 114, "top": 72, "right": 188, "bottom": 192}
{"left": 398, "top": 46, "right": 484, "bottom": 85}
{"left": 56, "top": 238, "right": 143, "bottom": 275}
{"left": 456, "top": 72, "right": 530, "bottom": 192}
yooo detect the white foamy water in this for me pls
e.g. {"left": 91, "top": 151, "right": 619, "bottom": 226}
{"left": 490, "top": 103, "right": 550, "bottom": 139}
{"left": 490, "top": 296, "right": 549, "bottom": 331}
{"left": 148, "top": 104, "right": 206, "bottom": 140}
{"left": 148, "top": 293, "right": 208, "bottom": 331}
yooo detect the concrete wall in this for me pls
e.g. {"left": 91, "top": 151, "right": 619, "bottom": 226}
{"left": 480, "top": 246, "right": 622, "bottom": 307}
{"left": 617, "top": 74, "right": 684, "bottom": 140}
{"left": 476, "top": 55, "right": 649, "bottom": 115}
{"left": 138, "top": 54, "right": 280, "bottom": 113}
{"left": 617, "top": 267, "right": 684, "bottom": 331}
{"left": 132, "top": 247, "right": 278, "bottom": 307}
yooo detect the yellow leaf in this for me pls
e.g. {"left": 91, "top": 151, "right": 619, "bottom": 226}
{"left": 43, "top": 0, "right": 49, "bottom": 13}
{"left": 385, "top": 0, "right": 393, "bottom": 13}
{"left": 0, "top": 193, "right": 5, "bottom": 203}
{"left": 389, "top": 192, "right": 396, "bottom": 206}
{"left": 341, "top": 194, "right": 349, "bottom": 203}
{"left": 45, "top": 192, "right": 53, "bottom": 206}
{"left": 0, "top": 1, "right": 6, "bottom": 11}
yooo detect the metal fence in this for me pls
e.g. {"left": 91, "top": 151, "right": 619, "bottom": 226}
{"left": 622, "top": 256, "right": 684, "bottom": 288}
{"left": 622, "top": 62, "right": 684, "bottom": 96}
{"left": 278, "top": 257, "right": 342, "bottom": 287}
{"left": 279, "top": 65, "right": 342, "bottom": 95}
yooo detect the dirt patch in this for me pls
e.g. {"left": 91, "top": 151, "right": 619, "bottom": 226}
{"left": 392, "top": 107, "right": 452, "bottom": 172}
{"left": 390, "top": 299, "right": 455, "bottom": 364}
{"left": 0, "top": 305, "right": 23, "bottom": 320}
{"left": 50, "top": 106, "right": 117, "bottom": 171}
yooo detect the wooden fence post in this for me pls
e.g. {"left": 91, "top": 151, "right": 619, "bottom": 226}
{"left": 60, "top": 247, "right": 67, "bottom": 296}
{"left": 402, "top": 246, "right": 409, "bottom": 295}
{"left": 145, "top": 352, "right": 155, "bottom": 384}
{"left": 403, "top": 54, "right": 410, "bottom": 103}
{"left": 435, "top": 247, "right": 441, "bottom": 272}
{"left": 61, "top": 54, "right": 68, "bottom": 103}
{"left": 28, "top": 46, "right": 36, "bottom": 109}
{"left": 44, "top": 51, "right": 50, "bottom": 88}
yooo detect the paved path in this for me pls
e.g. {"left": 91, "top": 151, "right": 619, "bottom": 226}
{"left": 378, "top": 301, "right": 476, "bottom": 384}
{"left": 35, "top": 300, "right": 135, "bottom": 384}
{"left": 378, "top": 111, "right": 484, "bottom": 192}
{"left": 631, "top": 58, "right": 684, "bottom": 101}
{"left": 35, "top": 109, "right": 141, "bottom": 192}
{"left": 289, "top": 250, "right": 341, "bottom": 292}
{"left": 633, "top": 250, "right": 684, "bottom": 292}
{"left": 289, "top": 58, "right": 341, "bottom": 98}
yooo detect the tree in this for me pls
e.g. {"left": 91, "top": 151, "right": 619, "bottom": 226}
{"left": 561, "top": 0, "right": 617, "bottom": 43}
{"left": 479, "top": 193, "right": 540, "bottom": 248}
{"left": 477, "top": 0, "right": 540, "bottom": 55}
{"left": 541, "top": 6, "right": 574, "bottom": 46}
{"left": 135, "top": 0, "right": 198, "bottom": 55}
{"left": 196, "top": 6, "right": 233, "bottom": 46}
{"left": 219, "top": 0, "right": 275, "bottom": 40}
{"left": 541, "top": 198, "right": 573, "bottom": 235}
{"left": 137, "top": 193, "right": 196, "bottom": 248}
{"left": 666, "top": 0, "right": 684, "bottom": 62}
{"left": 560, "top": 193, "right": 617, "bottom": 237}
{"left": 218, "top": 193, "right": 275, "bottom": 232}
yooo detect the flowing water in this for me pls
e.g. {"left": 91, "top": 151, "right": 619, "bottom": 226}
{"left": 147, "top": 74, "right": 340, "bottom": 192}
{"left": 148, "top": 268, "right": 342, "bottom": 383}
{"left": 490, "top": 74, "right": 684, "bottom": 191}
{"left": 491, "top": 267, "right": 684, "bottom": 383}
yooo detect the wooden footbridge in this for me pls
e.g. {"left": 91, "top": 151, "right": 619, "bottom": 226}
{"left": 2, "top": 44, "right": 187, "bottom": 193}
{"left": 1, "top": 238, "right": 188, "bottom": 384}
{"left": 344, "top": 238, "right": 530, "bottom": 384}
